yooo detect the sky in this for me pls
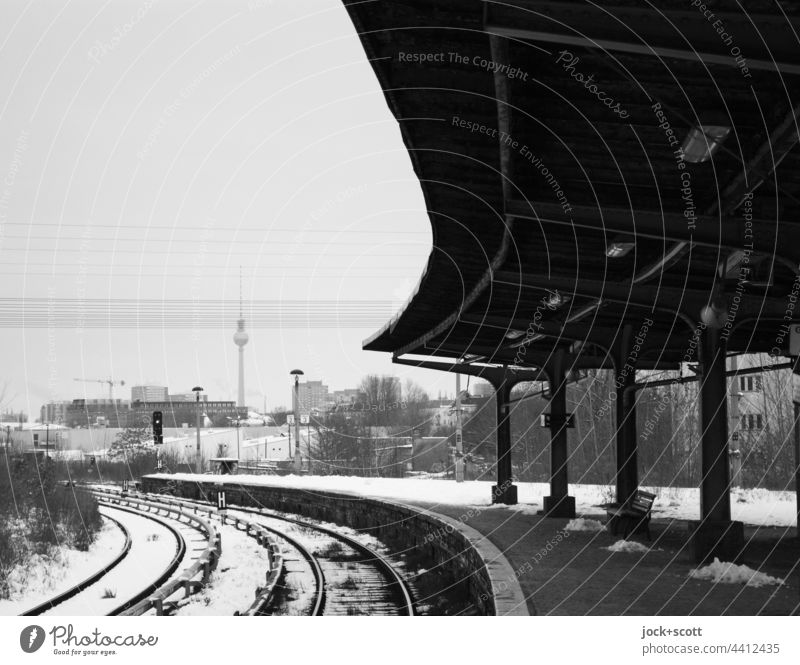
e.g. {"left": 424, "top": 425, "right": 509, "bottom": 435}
{"left": 0, "top": 0, "right": 467, "bottom": 417}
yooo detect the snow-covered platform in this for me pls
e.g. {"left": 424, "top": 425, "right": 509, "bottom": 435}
{"left": 154, "top": 474, "right": 799, "bottom": 615}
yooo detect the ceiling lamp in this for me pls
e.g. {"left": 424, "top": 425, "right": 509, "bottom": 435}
{"left": 681, "top": 125, "right": 730, "bottom": 163}
{"left": 545, "top": 290, "right": 568, "bottom": 309}
{"left": 606, "top": 241, "right": 635, "bottom": 258}
{"left": 504, "top": 329, "right": 525, "bottom": 340}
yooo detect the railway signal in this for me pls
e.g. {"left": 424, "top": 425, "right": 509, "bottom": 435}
{"left": 152, "top": 410, "right": 163, "bottom": 444}
{"left": 217, "top": 490, "right": 227, "bottom": 510}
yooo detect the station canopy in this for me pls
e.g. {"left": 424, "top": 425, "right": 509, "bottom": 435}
{"left": 343, "top": 0, "right": 800, "bottom": 372}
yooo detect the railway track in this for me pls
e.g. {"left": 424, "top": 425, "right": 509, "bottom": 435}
{"left": 132, "top": 491, "right": 416, "bottom": 616}
{"left": 100, "top": 502, "right": 187, "bottom": 616}
{"left": 91, "top": 491, "right": 221, "bottom": 616}
{"left": 236, "top": 507, "right": 415, "bottom": 616}
{"left": 26, "top": 503, "right": 186, "bottom": 616}
{"left": 21, "top": 510, "right": 132, "bottom": 616}
{"left": 50, "top": 488, "right": 416, "bottom": 616}
{"left": 23, "top": 491, "right": 220, "bottom": 617}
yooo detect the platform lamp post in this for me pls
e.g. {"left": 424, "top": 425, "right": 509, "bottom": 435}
{"left": 192, "top": 386, "right": 204, "bottom": 474}
{"left": 455, "top": 369, "right": 465, "bottom": 483}
{"left": 291, "top": 369, "right": 304, "bottom": 474}
{"left": 234, "top": 417, "right": 241, "bottom": 463}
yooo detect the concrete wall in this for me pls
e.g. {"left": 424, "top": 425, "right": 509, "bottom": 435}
{"left": 141, "top": 475, "right": 496, "bottom": 615}
{"left": 6, "top": 426, "right": 277, "bottom": 457}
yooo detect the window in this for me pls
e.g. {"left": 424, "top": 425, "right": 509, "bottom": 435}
{"left": 738, "top": 375, "right": 763, "bottom": 392}
{"left": 740, "top": 413, "right": 764, "bottom": 431}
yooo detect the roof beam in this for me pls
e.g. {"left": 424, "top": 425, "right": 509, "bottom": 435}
{"left": 492, "top": 270, "right": 708, "bottom": 319}
{"left": 483, "top": 0, "right": 800, "bottom": 75}
{"left": 421, "top": 339, "right": 519, "bottom": 361}
{"left": 392, "top": 355, "right": 546, "bottom": 385}
{"left": 505, "top": 199, "right": 800, "bottom": 271}
{"left": 715, "top": 102, "right": 800, "bottom": 215}
{"left": 458, "top": 312, "right": 673, "bottom": 348}
{"left": 489, "top": 34, "right": 514, "bottom": 202}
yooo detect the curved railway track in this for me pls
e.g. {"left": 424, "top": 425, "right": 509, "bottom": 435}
{"left": 246, "top": 516, "right": 326, "bottom": 616}
{"left": 140, "top": 492, "right": 415, "bottom": 616}
{"left": 23, "top": 495, "right": 218, "bottom": 617}
{"left": 100, "top": 502, "right": 187, "bottom": 616}
{"left": 246, "top": 508, "right": 414, "bottom": 616}
{"left": 21, "top": 511, "right": 132, "bottom": 617}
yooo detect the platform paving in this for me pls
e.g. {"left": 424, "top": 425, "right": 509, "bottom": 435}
{"left": 409, "top": 501, "right": 800, "bottom": 616}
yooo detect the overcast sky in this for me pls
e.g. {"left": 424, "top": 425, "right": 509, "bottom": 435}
{"left": 0, "top": 0, "right": 468, "bottom": 417}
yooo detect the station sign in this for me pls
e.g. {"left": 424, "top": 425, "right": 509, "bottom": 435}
{"left": 539, "top": 413, "right": 576, "bottom": 428}
{"left": 790, "top": 324, "right": 800, "bottom": 356}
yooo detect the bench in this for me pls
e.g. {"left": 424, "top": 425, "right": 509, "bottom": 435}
{"left": 605, "top": 489, "right": 656, "bottom": 539}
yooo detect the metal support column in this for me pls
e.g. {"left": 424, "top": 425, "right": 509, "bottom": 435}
{"left": 543, "top": 353, "right": 576, "bottom": 518}
{"left": 794, "top": 400, "right": 800, "bottom": 540}
{"left": 615, "top": 325, "right": 639, "bottom": 505}
{"left": 689, "top": 326, "right": 744, "bottom": 561}
{"left": 492, "top": 375, "right": 517, "bottom": 504}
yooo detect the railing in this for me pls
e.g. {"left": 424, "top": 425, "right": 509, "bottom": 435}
{"left": 94, "top": 487, "right": 284, "bottom": 616}
{"left": 94, "top": 491, "right": 221, "bottom": 615}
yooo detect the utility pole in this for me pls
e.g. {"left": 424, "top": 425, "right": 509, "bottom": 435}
{"left": 291, "top": 370, "right": 304, "bottom": 473}
{"left": 193, "top": 386, "right": 204, "bottom": 474}
{"left": 235, "top": 419, "right": 241, "bottom": 462}
{"left": 455, "top": 369, "right": 465, "bottom": 482}
{"left": 286, "top": 421, "right": 291, "bottom": 467}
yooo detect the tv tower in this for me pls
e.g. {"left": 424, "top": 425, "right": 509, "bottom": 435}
{"left": 233, "top": 269, "right": 249, "bottom": 409}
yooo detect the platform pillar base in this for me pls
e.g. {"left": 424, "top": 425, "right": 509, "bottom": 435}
{"left": 542, "top": 495, "right": 576, "bottom": 518}
{"left": 492, "top": 484, "right": 518, "bottom": 505}
{"left": 688, "top": 520, "right": 745, "bottom": 563}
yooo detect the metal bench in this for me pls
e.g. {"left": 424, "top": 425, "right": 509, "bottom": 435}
{"left": 605, "top": 489, "right": 656, "bottom": 539}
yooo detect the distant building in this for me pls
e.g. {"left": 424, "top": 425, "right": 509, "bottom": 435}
{"left": 64, "top": 399, "right": 130, "bottom": 428}
{"left": 331, "top": 388, "right": 364, "bottom": 405}
{"left": 131, "top": 385, "right": 168, "bottom": 402}
{"left": 1, "top": 409, "right": 27, "bottom": 423}
{"left": 297, "top": 380, "right": 329, "bottom": 413}
{"left": 167, "top": 392, "right": 202, "bottom": 402}
{"left": 426, "top": 396, "right": 484, "bottom": 428}
{"left": 40, "top": 400, "right": 73, "bottom": 424}
{"left": 729, "top": 355, "right": 771, "bottom": 441}
{"left": 471, "top": 381, "right": 494, "bottom": 398}
{"left": 130, "top": 399, "right": 244, "bottom": 428}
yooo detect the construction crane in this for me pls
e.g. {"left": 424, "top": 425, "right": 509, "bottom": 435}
{"left": 74, "top": 378, "right": 126, "bottom": 400}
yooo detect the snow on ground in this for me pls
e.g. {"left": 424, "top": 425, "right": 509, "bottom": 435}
{"left": 565, "top": 518, "right": 606, "bottom": 532}
{"left": 0, "top": 512, "right": 126, "bottom": 615}
{"left": 689, "top": 558, "right": 786, "bottom": 587}
{"left": 43, "top": 506, "right": 179, "bottom": 616}
{"left": 158, "top": 474, "right": 798, "bottom": 528}
{"left": 604, "top": 540, "right": 652, "bottom": 554}
{"left": 175, "top": 521, "right": 270, "bottom": 616}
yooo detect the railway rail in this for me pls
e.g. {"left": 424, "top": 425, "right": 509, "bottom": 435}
{"left": 33, "top": 485, "right": 416, "bottom": 616}
{"left": 91, "top": 491, "right": 222, "bottom": 616}
{"left": 126, "top": 490, "right": 416, "bottom": 616}
{"left": 23, "top": 491, "right": 221, "bottom": 617}
{"left": 21, "top": 511, "right": 132, "bottom": 617}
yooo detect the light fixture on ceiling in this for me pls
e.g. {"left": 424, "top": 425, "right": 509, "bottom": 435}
{"left": 606, "top": 241, "right": 635, "bottom": 258}
{"left": 680, "top": 125, "right": 730, "bottom": 163}
{"left": 504, "top": 329, "right": 525, "bottom": 340}
{"left": 545, "top": 290, "right": 568, "bottom": 309}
